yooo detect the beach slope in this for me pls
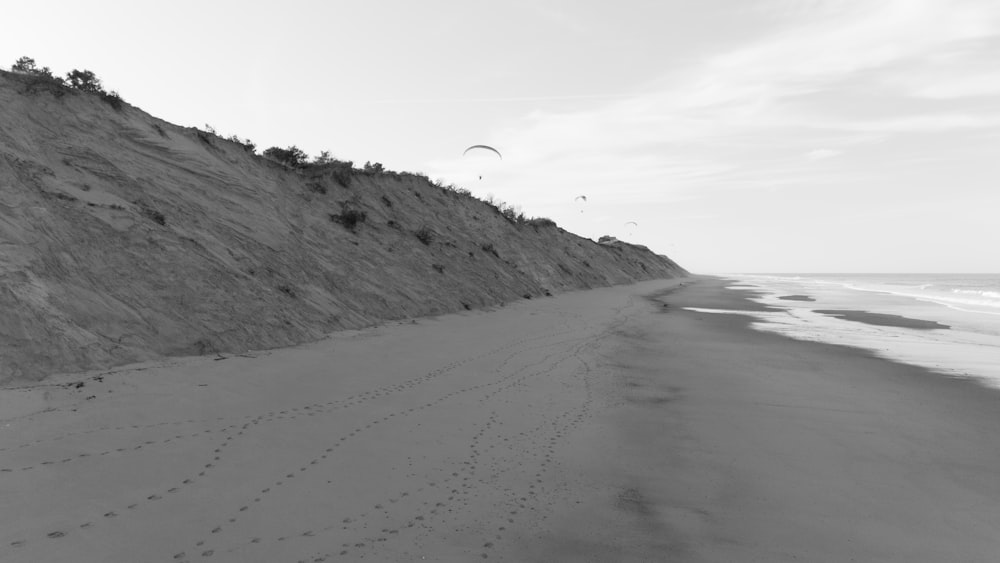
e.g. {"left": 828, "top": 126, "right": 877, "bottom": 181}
{"left": 2, "top": 277, "right": 998, "bottom": 562}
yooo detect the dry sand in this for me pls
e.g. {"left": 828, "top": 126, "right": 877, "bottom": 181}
{"left": 2, "top": 277, "right": 999, "bottom": 562}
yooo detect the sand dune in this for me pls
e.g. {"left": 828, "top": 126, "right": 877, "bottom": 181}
{"left": 0, "top": 69, "right": 683, "bottom": 383}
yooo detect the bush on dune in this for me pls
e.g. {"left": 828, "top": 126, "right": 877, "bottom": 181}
{"left": 263, "top": 146, "right": 310, "bottom": 167}
{"left": 329, "top": 208, "right": 367, "bottom": 232}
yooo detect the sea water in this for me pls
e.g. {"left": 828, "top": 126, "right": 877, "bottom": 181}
{"left": 712, "top": 274, "right": 1000, "bottom": 388}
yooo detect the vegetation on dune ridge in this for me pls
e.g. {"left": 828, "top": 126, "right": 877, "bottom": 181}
{"left": 5, "top": 56, "right": 569, "bottom": 231}
{"left": 0, "top": 58, "right": 686, "bottom": 381}
{"left": 10, "top": 56, "right": 124, "bottom": 110}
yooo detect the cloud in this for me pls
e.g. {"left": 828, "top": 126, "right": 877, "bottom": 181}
{"left": 527, "top": 5, "right": 590, "bottom": 34}
{"left": 806, "top": 149, "right": 842, "bottom": 160}
{"left": 426, "top": 0, "right": 1000, "bottom": 215}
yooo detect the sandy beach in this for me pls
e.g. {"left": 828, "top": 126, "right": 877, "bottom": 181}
{"left": 3, "top": 277, "right": 1000, "bottom": 562}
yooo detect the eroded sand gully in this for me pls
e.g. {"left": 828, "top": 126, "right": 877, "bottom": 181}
{"left": 4, "top": 276, "right": 1000, "bottom": 562}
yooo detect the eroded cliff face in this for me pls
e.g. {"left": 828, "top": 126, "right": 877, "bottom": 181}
{"left": 0, "top": 71, "right": 686, "bottom": 382}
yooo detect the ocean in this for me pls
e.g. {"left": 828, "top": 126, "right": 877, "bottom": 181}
{"left": 710, "top": 274, "right": 1000, "bottom": 388}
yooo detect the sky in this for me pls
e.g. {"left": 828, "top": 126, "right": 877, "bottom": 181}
{"left": 3, "top": 0, "right": 998, "bottom": 273}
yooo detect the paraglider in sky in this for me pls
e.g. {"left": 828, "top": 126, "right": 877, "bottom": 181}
{"left": 624, "top": 221, "right": 638, "bottom": 238}
{"left": 463, "top": 145, "right": 502, "bottom": 159}
{"left": 574, "top": 195, "right": 587, "bottom": 213}
{"left": 463, "top": 145, "right": 502, "bottom": 180}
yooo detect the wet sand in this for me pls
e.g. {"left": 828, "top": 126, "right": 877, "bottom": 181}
{"left": 778, "top": 294, "right": 815, "bottom": 301}
{"left": 2, "top": 277, "right": 999, "bottom": 562}
{"left": 814, "top": 309, "right": 951, "bottom": 329}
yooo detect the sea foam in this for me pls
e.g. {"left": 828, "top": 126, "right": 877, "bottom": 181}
{"left": 718, "top": 273, "right": 1000, "bottom": 388}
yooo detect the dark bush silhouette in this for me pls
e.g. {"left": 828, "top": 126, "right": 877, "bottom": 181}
{"left": 11, "top": 56, "right": 57, "bottom": 79}
{"left": 65, "top": 69, "right": 103, "bottom": 93}
{"left": 263, "top": 146, "right": 309, "bottom": 167}
{"left": 363, "top": 161, "right": 384, "bottom": 174}
{"left": 525, "top": 217, "right": 556, "bottom": 228}
{"left": 100, "top": 90, "right": 124, "bottom": 110}
{"left": 313, "top": 150, "right": 334, "bottom": 165}
{"left": 226, "top": 135, "right": 256, "bottom": 153}
{"left": 414, "top": 227, "right": 434, "bottom": 245}
{"left": 481, "top": 243, "right": 499, "bottom": 257}
{"left": 329, "top": 208, "right": 367, "bottom": 232}
{"left": 330, "top": 166, "right": 352, "bottom": 188}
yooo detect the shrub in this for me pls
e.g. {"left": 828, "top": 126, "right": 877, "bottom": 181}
{"left": 499, "top": 203, "right": 525, "bottom": 224}
{"left": 11, "top": 56, "right": 57, "bottom": 79}
{"left": 449, "top": 186, "right": 472, "bottom": 198}
{"left": 226, "top": 135, "right": 256, "bottom": 153}
{"left": 263, "top": 146, "right": 309, "bottom": 167}
{"left": 330, "top": 166, "right": 352, "bottom": 188}
{"left": 381, "top": 195, "right": 392, "bottom": 207}
{"left": 65, "top": 69, "right": 103, "bottom": 93}
{"left": 525, "top": 217, "right": 556, "bottom": 228}
{"left": 153, "top": 123, "right": 167, "bottom": 137}
{"left": 329, "top": 208, "right": 367, "bottom": 232}
{"left": 313, "top": 150, "right": 334, "bottom": 165}
{"left": 277, "top": 284, "right": 296, "bottom": 298}
{"left": 481, "top": 242, "right": 499, "bottom": 257}
{"left": 363, "top": 161, "right": 384, "bottom": 174}
{"left": 100, "top": 90, "right": 124, "bottom": 110}
{"left": 483, "top": 193, "right": 503, "bottom": 211}
{"left": 432, "top": 264, "right": 445, "bottom": 273}
{"left": 414, "top": 227, "right": 434, "bottom": 245}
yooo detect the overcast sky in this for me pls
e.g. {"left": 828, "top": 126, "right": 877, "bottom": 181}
{"left": 3, "top": 0, "right": 998, "bottom": 273}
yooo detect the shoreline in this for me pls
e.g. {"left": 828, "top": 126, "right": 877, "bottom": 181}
{"left": 539, "top": 276, "right": 1000, "bottom": 562}
{"left": 2, "top": 276, "right": 999, "bottom": 562}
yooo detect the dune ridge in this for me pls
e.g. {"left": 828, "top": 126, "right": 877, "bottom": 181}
{"left": 0, "top": 70, "right": 685, "bottom": 383}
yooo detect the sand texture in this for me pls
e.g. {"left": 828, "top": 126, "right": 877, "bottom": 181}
{"left": 3, "top": 277, "right": 1000, "bottom": 562}
{"left": 0, "top": 70, "right": 684, "bottom": 383}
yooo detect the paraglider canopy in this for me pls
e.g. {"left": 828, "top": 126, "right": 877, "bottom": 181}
{"left": 624, "top": 221, "right": 638, "bottom": 238}
{"left": 574, "top": 195, "right": 588, "bottom": 213}
{"left": 463, "top": 145, "right": 503, "bottom": 159}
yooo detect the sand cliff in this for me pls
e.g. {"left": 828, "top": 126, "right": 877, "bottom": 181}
{"left": 0, "top": 70, "right": 685, "bottom": 382}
